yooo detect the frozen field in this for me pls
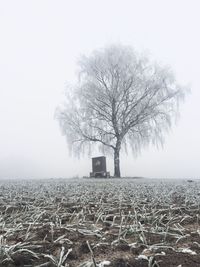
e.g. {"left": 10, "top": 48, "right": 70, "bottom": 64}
{"left": 0, "top": 178, "right": 200, "bottom": 266}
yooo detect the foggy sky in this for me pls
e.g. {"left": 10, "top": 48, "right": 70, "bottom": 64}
{"left": 0, "top": 0, "right": 200, "bottom": 179}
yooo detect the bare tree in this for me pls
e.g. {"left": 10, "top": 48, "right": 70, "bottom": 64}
{"left": 56, "top": 44, "right": 187, "bottom": 177}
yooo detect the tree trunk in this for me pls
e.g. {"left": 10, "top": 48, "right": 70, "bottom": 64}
{"left": 114, "top": 147, "right": 121, "bottom": 177}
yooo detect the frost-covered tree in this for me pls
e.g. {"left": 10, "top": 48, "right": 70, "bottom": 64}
{"left": 56, "top": 45, "right": 187, "bottom": 177}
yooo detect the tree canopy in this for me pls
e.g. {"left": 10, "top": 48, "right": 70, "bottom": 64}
{"left": 56, "top": 44, "right": 187, "bottom": 177}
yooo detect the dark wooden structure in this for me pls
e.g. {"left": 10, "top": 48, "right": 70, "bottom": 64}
{"left": 90, "top": 156, "right": 110, "bottom": 178}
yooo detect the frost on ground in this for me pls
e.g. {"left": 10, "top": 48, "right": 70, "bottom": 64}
{"left": 0, "top": 178, "right": 200, "bottom": 267}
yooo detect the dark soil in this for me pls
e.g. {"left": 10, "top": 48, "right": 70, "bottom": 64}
{"left": 0, "top": 178, "right": 200, "bottom": 267}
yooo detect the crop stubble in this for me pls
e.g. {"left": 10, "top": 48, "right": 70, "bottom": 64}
{"left": 0, "top": 178, "right": 200, "bottom": 266}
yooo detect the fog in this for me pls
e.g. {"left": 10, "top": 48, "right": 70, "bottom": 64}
{"left": 0, "top": 0, "right": 200, "bottom": 179}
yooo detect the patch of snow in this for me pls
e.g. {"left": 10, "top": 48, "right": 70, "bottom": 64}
{"left": 136, "top": 255, "right": 148, "bottom": 260}
{"left": 98, "top": 260, "right": 111, "bottom": 266}
{"left": 178, "top": 248, "right": 197, "bottom": 255}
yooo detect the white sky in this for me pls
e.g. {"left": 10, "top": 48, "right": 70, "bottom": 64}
{"left": 0, "top": 0, "right": 200, "bottom": 179}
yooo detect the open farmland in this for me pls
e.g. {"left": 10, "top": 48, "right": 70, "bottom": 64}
{"left": 0, "top": 178, "right": 200, "bottom": 267}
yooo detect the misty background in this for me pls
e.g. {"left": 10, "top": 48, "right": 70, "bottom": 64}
{"left": 0, "top": 0, "right": 200, "bottom": 179}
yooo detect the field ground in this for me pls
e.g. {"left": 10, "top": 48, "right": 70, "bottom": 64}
{"left": 0, "top": 178, "right": 200, "bottom": 267}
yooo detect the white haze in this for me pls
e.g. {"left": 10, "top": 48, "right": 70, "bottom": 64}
{"left": 0, "top": 0, "right": 200, "bottom": 179}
